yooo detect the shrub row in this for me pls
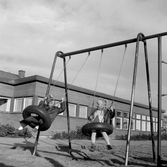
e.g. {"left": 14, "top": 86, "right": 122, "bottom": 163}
{"left": 0, "top": 124, "right": 32, "bottom": 138}
{"left": 50, "top": 126, "right": 89, "bottom": 140}
{"left": 115, "top": 133, "right": 167, "bottom": 140}
{"left": 1, "top": 124, "right": 167, "bottom": 141}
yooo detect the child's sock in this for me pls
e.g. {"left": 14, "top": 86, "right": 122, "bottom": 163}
{"left": 35, "top": 125, "right": 39, "bottom": 130}
{"left": 18, "top": 126, "right": 23, "bottom": 130}
{"left": 32, "top": 125, "right": 39, "bottom": 133}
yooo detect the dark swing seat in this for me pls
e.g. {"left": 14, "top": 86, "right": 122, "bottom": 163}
{"left": 23, "top": 105, "right": 52, "bottom": 131}
{"left": 82, "top": 122, "right": 114, "bottom": 138}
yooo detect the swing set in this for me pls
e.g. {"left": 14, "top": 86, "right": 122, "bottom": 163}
{"left": 22, "top": 32, "right": 167, "bottom": 166}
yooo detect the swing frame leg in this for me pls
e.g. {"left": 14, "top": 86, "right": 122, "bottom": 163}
{"left": 31, "top": 52, "right": 60, "bottom": 156}
{"left": 33, "top": 130, "right": 40, "bottom": 155}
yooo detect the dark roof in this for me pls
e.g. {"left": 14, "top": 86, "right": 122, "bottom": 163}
{"left": 0, "top": 70, "right": 19, "bottom": 80}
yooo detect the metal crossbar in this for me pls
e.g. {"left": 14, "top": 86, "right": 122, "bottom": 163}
{"left": 57, "top": 32, "right": 167, "bottom": 58}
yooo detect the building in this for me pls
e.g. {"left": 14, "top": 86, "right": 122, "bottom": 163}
{"left": 0, "top": 70, "right": 165, "bottom": 138}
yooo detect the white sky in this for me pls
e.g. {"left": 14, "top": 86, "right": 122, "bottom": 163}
{"left": 1, "top": 0, "right": 167, "bottom": 113}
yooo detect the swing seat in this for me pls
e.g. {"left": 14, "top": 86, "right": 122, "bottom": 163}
{"left": 82, "top": 122, "right": 113, "bottom": 138}
{"left": 23, "top": 105, "right": 52, "bottom": 131}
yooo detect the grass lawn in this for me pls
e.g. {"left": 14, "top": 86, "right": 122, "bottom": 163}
{"left": 0, "top": 137, "right": 167, "bottom": 167}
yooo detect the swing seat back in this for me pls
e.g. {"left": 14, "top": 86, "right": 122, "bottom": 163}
{"left": 23, "top": 105, "right": 52, "bottom": 131}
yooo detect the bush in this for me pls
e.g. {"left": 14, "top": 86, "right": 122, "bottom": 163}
{"left": 0, "top": 124, "right": 32, "bottom": 138}
{"left": 51, "top": 126, "right": 89, "bottom": 140}
{"left": 115, "top": 133, "right": 167, "bottom": 141}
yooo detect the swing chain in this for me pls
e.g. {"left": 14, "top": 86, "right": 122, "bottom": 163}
{"left": 92, "top": 49, "right": 104, "bottom": 108}
{"left": 110, "top": 44, "right": 127, "bottom": 108}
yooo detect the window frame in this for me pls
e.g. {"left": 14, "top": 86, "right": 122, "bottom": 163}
{"left": 13, "top": 97, "right": 33, "bottom": 112}
{"left": 115, "top": 110, "right": 122, "bottom": 129}
{"left": 0, "top": 97, "right": 11, "bottom": 112}
{"left": 136, "top": 114, "right": 141, "bottom": 131}
{"left": 68, "top": 103, "right": 77, "bottom": 117}
{"left": 79, "top": 105, "right": 88, "bottom": 118}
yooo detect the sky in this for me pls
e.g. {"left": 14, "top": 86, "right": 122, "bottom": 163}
{"left": 1, "top": 0, "right": 167, "bottom": 113}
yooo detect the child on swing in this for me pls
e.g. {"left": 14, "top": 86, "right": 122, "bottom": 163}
{"left": 18, "top": 94, "right": 65, "bottom": 132}
{"left": 88, "top": 98, "right": 115, "bottom": 152}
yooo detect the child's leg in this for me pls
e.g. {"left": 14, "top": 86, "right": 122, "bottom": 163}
{"left": 19, "top": 116, "right": 42, "bottom": 130}
{"left": 91, "top": 132, "right": 96, "bottom": 145}
{"left": 18, "top": 120, "right": 28, "bottom": 130}
{"left": 32, "top": 125, "right": 39, "bottom": 133}
{"left": 89, "top": 132, "right": 96, "bottom": 152}
{"left": 37, "top": 118, "right": 44, "bottom": 125}
{"left": 101, "top": 131, "right": 113, "bottom": 150}
{"left": 101, "top": 132, "right": 110, "bottom": 145}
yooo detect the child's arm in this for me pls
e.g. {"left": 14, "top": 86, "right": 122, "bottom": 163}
{"left": 59, "top": 98, "right": 66, "bottom": 113}
{"left": 48, "top": 98, "right": 65, "bottom": 114}
{"left": 88, "top": 108, "right": 96, "bottom": 121}
{"left": 108, "top": 106, "right": 115, "bottom": 119}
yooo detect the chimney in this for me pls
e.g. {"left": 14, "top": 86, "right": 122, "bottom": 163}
{"left": 18, "top": 70, "right": 25, "bottom": 78}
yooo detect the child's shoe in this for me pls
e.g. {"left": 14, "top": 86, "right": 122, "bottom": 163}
{"left": 89, "top": 145, "right": 96, "bottom": 152}
{"left": 107, "top": 145, "right": 113, "bottom": 150}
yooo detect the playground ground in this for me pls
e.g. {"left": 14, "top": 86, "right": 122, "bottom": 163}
{"left": 0, "top": 137, "right": 167, "bottom": 167}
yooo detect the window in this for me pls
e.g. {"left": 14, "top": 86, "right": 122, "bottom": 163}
{"left": 136, "top": 114, "right": 141, "bottom": 119}
{"left": 141, "top": 115, "right": 146, "bottom": 131}
{"left": 153, "top": 117, "right": 156, "bottom": 132}
{"left": 14, "top": 98, "right": 23, "bottom": 112}
{"left": 68, "top": 103, "right": 76, "bottom": 117}
{"left": 147, "top": 116, "right": 150, "bottom": 121}
{"left": 131, "top": 114, "right": 135, "bottom": 130}
{"left": 153, "top": 122, "right": 156, "bottom": 132}
{"left": 79, "top": 105, "right": 87, "bottom": 118}
{"left": 147, "top": 121, "right": 150, "bottom": 131}
{"left": 161, "top": 120, "right": 163, "bottom": 128}
{"left": 123, "top": 112, "right": 135, "bottom": 130}
{"left": 14, "top": 97, "right": 33, "bottom": 112}
{"left": 164, "top": 122, "right": 167, "bottom": 128}
{"left": 147, "top": 116, "right": 150, "bottom": 132}
{"left": 117, "top": 111, "right": 122, "bottom": 117}
{"left": 142, "top": 121, "right": 146, "bottom": 131}
{"left": 0, "top": 97, "right": 11, "bottom": 112}
{"left": 156, "top": 118, "right": 158, "bottom": 132}
{"left": 136, "top": 114, "right": 141, "bottom": 131}
{"left": 116, "top": 118, "right": 122, "bottom": 129}
{"left": 23, "top": 97, "right": 33, "bottom": 110}
{"left": 116, "top": 111, "right": 122, "bottom": 129}
{"left": 123, "top": 112, "right": 129, "bottom": 130}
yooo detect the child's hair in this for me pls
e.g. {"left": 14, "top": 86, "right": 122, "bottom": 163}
{"left": 44, "top": 94, "right": 54, "bottom": 105}
{"left": 97, "top": 98, "right": 108, "bottom": 108}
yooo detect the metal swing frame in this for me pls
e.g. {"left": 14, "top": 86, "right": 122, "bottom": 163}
{"left": 33, "top": 32, "right": 167, "bottom": 167}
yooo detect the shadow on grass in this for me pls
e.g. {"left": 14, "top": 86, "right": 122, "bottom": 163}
{"left": 0, "top": 163, "right": 15, "bottom": 167}
{"left": 5, "top": 140, "right": 158, "bottom": 167}
{"left": 38, "top": 144, "right": 125, "bottom": 166}
{"left": 0, "top": 142, "right": 15, "bottom": 147}
{"left": 44, "top": 157, "right": 64, "bottom": 167}
{"left": 55, "top": 144, "right": 104, "bottom": 165}
{"left": 112, "top": 154, "right": 156, "bottom": 167}
{"left": 10, "top": 140, "right": 35, "bottom": 155}
{"left": 10, "top": 141, "right": 65, "bottom": 167}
